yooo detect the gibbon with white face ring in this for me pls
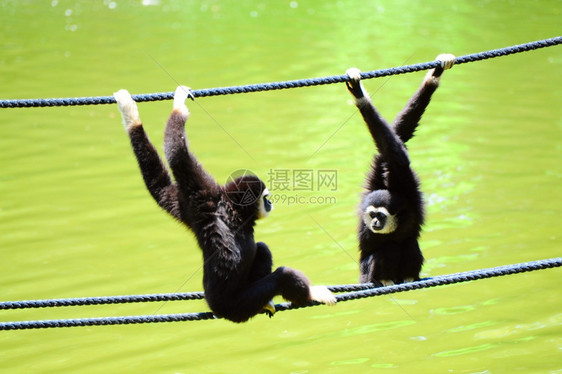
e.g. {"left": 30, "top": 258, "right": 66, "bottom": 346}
{"left": 363, "top": 206, "right": 397, "bottom": 234}
{"left": 346, "top": 54, "right": 455, "bottom": 285}
{"left": 114, "top": 86, "right": 335, "bottom": 323}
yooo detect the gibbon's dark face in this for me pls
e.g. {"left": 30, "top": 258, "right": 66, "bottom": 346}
{"left": 224, "top": 175, "right": 273, "bottom": 220}
{"left": 362, "top": 190, "right": 400, "bottom": 234}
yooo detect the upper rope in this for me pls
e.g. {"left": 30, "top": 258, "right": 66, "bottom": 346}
{"left": 1, "top": 257, "right": 560, "bottom": 330}
{"left": 0, "top": 36, "right": 560, "bottom": 109}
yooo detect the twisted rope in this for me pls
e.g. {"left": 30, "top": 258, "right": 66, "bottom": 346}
{"left": 0, "top": 291, "right": 205, "bottom": 310}
{"left": 0, "top": 36, "right": 560, "bottom": 109}
{"left": 316, "top": 257, "right": 562, "bottom": 305}
{"left": 1, "top": 257, "right": 559, "bottom": 330}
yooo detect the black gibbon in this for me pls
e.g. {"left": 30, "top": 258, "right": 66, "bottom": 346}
{"left": 114, "top": 86, "right": 336, "bottom": 323}
{"left": 345, "top": 54, "right": 455, "bottom": 285}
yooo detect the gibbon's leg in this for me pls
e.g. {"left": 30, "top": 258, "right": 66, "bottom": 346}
{"left": 273, "top": 267, "right": 336, "bottom": 307}
{"left": 398, "top": 238, "right": 424, "bottom": 283}
{"left": 359, "top": 253, "right": 376, "bottom": 283}
{"left": 223, "top": 266, "right": 336, "bottom": 322}
{"left": 245, "top": 247, "right": 335, "bottom": 316}
{"left": 248, "top": 242, "right": 276, "bottom": 316}
{"left": 371, "top": 246, "right": 401, "bottom": 286}
{"left": 248, "top": 242, "right": 273, "bottom": 282}
{"left": 163, "top": 86, "right": 219, "bottom": 196}
{"left": 392, "top": 54, "right": 455, "bottom": 143}
{"left": 114, "top": 90, "right": 180, "bottom": 220}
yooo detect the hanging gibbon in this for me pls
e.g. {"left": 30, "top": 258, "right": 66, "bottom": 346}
{"left": 345, "top": 54, "right": 455, "bottom": 285}
{"left": 114, "top": 86, "right": 336, "bottom": 322}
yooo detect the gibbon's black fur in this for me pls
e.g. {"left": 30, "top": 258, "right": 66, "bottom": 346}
{"left": 114, "top": 86, "right": 335, "bottom": 323}
{"left": 345, "top": 54, "right": 455, "bottom": 286}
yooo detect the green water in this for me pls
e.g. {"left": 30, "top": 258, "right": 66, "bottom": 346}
{"left": 1, "top": 0, "right": 560, "bottom": 373}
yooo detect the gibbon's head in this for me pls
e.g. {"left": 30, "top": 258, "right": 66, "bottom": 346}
{"left": 361, "top": 190, "right": 400, "bottom": 234}
{"left": 224, "top": 175, "right": 273, "bottom": 220}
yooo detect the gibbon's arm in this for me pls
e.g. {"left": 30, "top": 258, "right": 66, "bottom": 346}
{"left": 114, "top": 90, "right": 181, "bottom": 220}
{"left": 164, "top": 86, "right": 220, "bottom": 198}
{"left": 392, "top": 54, "right": 455, "bottom": 143}
{"left": 346, "top": 68, "right": 410, "bottom": 169}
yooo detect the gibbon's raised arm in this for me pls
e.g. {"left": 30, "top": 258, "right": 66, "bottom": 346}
{"left": 392, "top": 54, "right": 456, "bottom": 143}
{"left": 163, "top": 86, "right": 220, "bottom": 199}
{"left": 114, "top": 89, "right": 181, "bottom": 220}
{"left": 346, "top": 68, "right": 410, "bottom": 170}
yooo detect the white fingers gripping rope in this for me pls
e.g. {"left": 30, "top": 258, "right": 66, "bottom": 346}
{"left": 113, "top": 89, "right": 140, "bottom": 130}
{"left": 173, "top": 86, "right": 194, "bottom": 116}
{"left": 436, "top": 53, "right": 456, "bottom": 70}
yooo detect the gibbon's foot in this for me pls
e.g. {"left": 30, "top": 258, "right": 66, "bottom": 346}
{"left": 403, "top": 277, "right": 415, "bottom": 284}
{"left": 173, "top": 85, "right": 194, "bottom": 116}
{"left": 262, "top": 300, "right": 276, "bottom": 318}
{"left": 114, "top": 89, "right": 141, "bottom": 130}
{"left": 380, "top": 279, "right": 395, "bottom": 287}
{"left": 428, "top": 53, "right": 456, "bottom": 81}
{"left": 345, "top": 67, "right": 367, "bottom": 100}
{"left": 309, "top": 285, "right": 337, "bottom": 306}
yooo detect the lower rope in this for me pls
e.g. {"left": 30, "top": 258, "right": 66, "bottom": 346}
{"left": 0, "top": 36, "right": 560, "bottom": 108}
{"left": 0, "top": 258, "right": 559, "bottom": 330}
